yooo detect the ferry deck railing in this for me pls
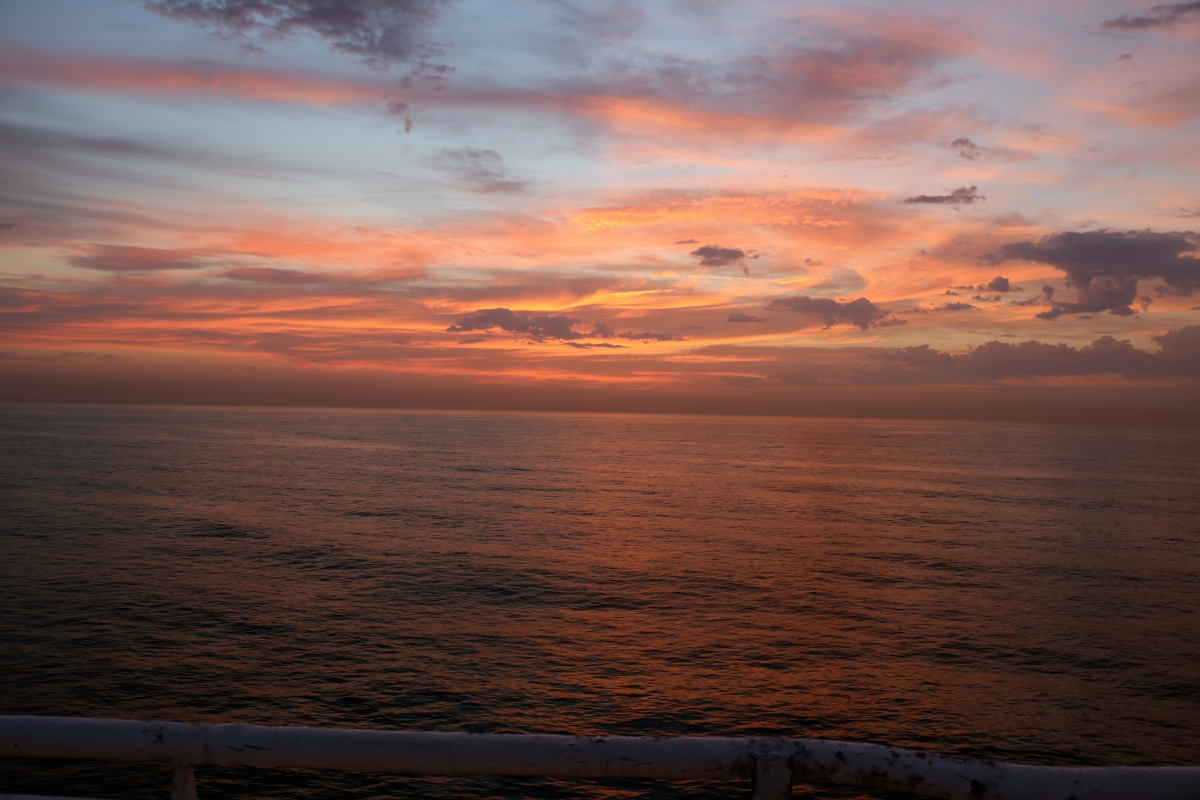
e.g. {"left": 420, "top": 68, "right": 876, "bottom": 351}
{"left": 2, "top": 716, "right": 1198, "bottom": 800}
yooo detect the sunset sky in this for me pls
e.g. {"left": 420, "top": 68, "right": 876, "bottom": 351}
{"left": 2, "top": 0, "right": 1198, "bottom": 419}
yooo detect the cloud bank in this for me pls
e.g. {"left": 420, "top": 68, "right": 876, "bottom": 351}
{"left": 872, "top": 326, "right": 1200, "bottom": 382}
{"left": 684, "top": 325, "right": 1200, "bottom": 388}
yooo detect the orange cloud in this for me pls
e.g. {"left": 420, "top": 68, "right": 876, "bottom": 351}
{"left": 0, "top": 50, "right": 394, "bottom": 106}
{"left": 2, "top": 174, "right": 1181, "bottom": 378}
{"left": 568, "top": 95, "right": 845, "bottom": 144}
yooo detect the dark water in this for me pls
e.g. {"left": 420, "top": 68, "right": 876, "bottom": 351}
{"left": 2, "top": 403, "right": 1199, "bottom": 799}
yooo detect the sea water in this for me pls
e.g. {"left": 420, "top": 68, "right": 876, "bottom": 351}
{"left": 2, "top": 403, "right": 1198, "bottom": 799}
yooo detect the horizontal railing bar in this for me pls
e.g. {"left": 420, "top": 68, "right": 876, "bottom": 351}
{"left": 3, "top": 716, "right": 1199, "bottom": 800}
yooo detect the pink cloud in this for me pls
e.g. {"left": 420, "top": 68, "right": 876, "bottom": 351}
{"left": 0, "top": 50, "right": 394, "bottom": 106}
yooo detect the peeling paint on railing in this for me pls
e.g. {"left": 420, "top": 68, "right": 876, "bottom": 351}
{"left": 3, "top": 716, "right": 1198, "bottom": 800}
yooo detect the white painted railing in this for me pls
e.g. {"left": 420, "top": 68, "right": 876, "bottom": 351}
{"left": 2, "top": 716, "right": 1198, "bottom": 800}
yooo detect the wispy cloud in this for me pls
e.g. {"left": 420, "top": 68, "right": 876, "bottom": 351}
{"left": 430, "top": 148, "right": 528, "bottom": 193}
{"left": 1101, "top": 2, "right": 1200, "bottom": 31}
{"left": 68, "top": 245, "right": 209, "bottom": 272}
{"left": 0, "top": 50, "right": 395, "bottom": 105}
{"left": 144, "top": 0, "right": 455, "bottom": 69}
{"left": 902, "top": 186, "right": 985, "bottom": 205}
{"left": 447, "top": 308, "right": 590, "bottom": 341}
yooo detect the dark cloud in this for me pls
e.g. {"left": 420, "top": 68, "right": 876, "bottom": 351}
{"left": 1101, "top": 2, "right": 1200, "bottom": 30}
{"left": 222, "top": 267, "right": 324, "bottom": 284}
{"left": 589, "top": 322, "right": 615, "bottom": 338}
{"left": 984, "top": 228, "right": 1200, "bottom": 319}
{"left": 743, "top": 327, "right": 1200, "bottom": 387}
{"left": 144, "top": 0, "right": 453, "bottom": 68}
{"left": 616, "top": 330, "right": 682, "bottom": 341}
{"left": 674, "top": 239, "right": 698, "bottom": 244}
{"left": 961, "top": 337, "right": 1154, "bottom": 377}
{"left": 431, "top": 148, "right": 528, "bottom": 193}
{"left": 902, "top": 186, "right": 985, "bottom": 205}
{"left": 56, "top": 351, "right": 119, "bottom": 360}
{"left": 0, "top": 223, "right": 15, "bottom": 235}
{"left": 949, "top": 136, "right": 983, "bottom": 160}
{"left": 584, "top": 322, "right": 680, "bottom": 341}
{"left": 690, "top": 245, "right": 745, "bottom": 267}
{"left": 879, "top": 337, "right": 1151, "bottom": 380}
{"left": 952, "top": 278, "right": 1018, "bottom": 293}
{"left": 447, "top": 308, "right": 585, "bottom": 341}
{"left": 68, "top": 245, "right": 207, "bottom": 272}
{"left": 1153, "top": 324, "right": 1200, "bottom": 371}
{"left": 765, "top": 295, "right": 901, "bottom": 329}
{"left": 727, "top": 313, "right": 766, "bottom": 323}
{"left": 939, "top": 302, "right": 977, "bottom": 311}
{"left": 564, "top": 341, "right": 626, "bottom": 349}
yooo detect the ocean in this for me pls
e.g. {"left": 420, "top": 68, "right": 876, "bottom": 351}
{"left": 2, "top": 403, "right": 1198, "bottom": 799}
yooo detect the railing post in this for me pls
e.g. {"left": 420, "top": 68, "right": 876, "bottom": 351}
{"left": 752, "top": 756, "right": 792, "bottom": 800}
{"left": 171, "top": 763, "right": 197, "bottom": 800}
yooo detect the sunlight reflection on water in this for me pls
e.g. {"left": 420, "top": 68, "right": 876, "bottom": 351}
{"left": 2, "top": 404, "right": 1198, "bottom": 799}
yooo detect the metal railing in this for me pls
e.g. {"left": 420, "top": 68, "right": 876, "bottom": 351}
{"left": 2, "top": 716, "right": 1198, "bottom": 800}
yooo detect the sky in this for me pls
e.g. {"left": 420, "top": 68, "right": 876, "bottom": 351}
{"left": 1, "top": 0, "right": 1198, "bottom": 421}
